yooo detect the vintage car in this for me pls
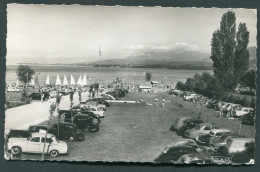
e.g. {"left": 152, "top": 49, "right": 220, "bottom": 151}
{"left": 28, "top": 93, "right": 42, "bottom": 101}
{"left": 80, "top": 102, "right": 106, "bottom": 111}
{"left": 100, "top": 94, "right": 116, "bottom": 100}
{"left": 72, "top": 114, "right": 100, "bottom": 132}
{"left": 176, "top": 153, "right": 212, "bottom": 164}
{"left": 7, "top": 132, "right": 68, "bottom": 157}
{"left": 241, "top": 111, "right": 255, "bottom": 125}
{"left": 206, "top": 100, "right": 219, "bottom": 109}
{"left": 196, "top": 129, "right": 232, "bottom": 146}
{"left": 183, "top": 94, "right": 197, "bottom": 101}
{"left": 209, "top": 133, "right": 246, "bottom": 151}
{"left": 48, "top": 122, "right": 85, "bottom": 141}
{"left": 7, "top": 125, "right": 48, "bottom": 139}
{"left": 79, "top": 105, "right": 105, "bottom": 118}
{"left": 164, "top": 139, "right": 199, "bottom": 150}
{"left": 184, "top": 123, "right": 218, "bottom": 139}
{"left": 233, "top": 107, "right": 254, "bottom": 117}
{"left": 154, "top": 145, "right": 199, "bottom": 163}
{"left": 170, "top": 117, "right": 203, "bottom": 135}
{"left": 215, "top": 138, "right": 255, "bottom": 164}
{"left": 85, "top": 98, "right": 110, "bottom": 107}
{"left": 7, "top": 87, "right": 21, "bottom": 92}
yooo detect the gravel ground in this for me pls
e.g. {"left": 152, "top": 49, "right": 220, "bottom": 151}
{"left": 14, "top": 90, "right": 255, "bottom": 162}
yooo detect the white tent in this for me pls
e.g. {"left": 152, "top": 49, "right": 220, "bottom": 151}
{"left": 77, "top": 75, "right": 82, "bottom": 85}
{"left": 55, "top": 75, "right": 62, "bottom": 86}
{"left": 82, "top": 74, "right": 87, "bottom": 86}
{"left": 70, "top": 75, "right": 75, "bottom": 85}
{"left": 63, "top": 75, "right": 69, "bottom": 86}
{"left": 45, "top": 74, "right": 50, "bottom": 85}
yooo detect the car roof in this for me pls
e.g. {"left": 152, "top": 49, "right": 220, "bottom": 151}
{"left": 31, "top": 132, "right": 54, "bottom": 138}
{"left": 29, "top": 125, "right": 47, "bottom": 128}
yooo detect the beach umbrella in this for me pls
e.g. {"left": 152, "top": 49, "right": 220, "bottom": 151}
{"left": 70, "top": 75, "right": 75, "bottom": 85}
{"left": 77, "top": 75, "right": 82, "bottom": 85}
{"left": 82, "top": 74, "right": 87, "bottom": 86}
{"left": 63, "top": 75, "right": 69, "bottom": 86}
{"left": 45, "top": 74, "right": 50, "bottom": 85}
{"left": 55, "top": 75, "right": 62, "bottom": 86}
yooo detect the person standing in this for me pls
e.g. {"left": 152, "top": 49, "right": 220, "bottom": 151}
{"left": 162, "top": 98, "right": 165, "bottom": 107}
{"left": 69, "top": 89, "right": 74, "bottom": 104}
{"left": 55, "top": 92, "right": 61, "bottom": 108}
{"left": 141, "top": 97, "right": 144, "bottom": 102}
{"left": 155, "top": 97, "right": 158, "bottom": 106}
{"left": 78, "top": 87, "right": 82, "bottom": 102}
{"left": 41, "top": 93, "right": 44, "bottom": 102}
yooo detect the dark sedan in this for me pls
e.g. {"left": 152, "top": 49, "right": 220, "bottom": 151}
{"left": 28, "top": 93, "right": 41, "bottom": 101}
{"left": 241, "top": 111, "right": 255, "bottom": 125}
{"left": 196, "top": 129, "right": 232, "bottom": 146}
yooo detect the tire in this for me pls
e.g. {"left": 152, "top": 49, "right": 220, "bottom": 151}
{"left": 49, "top": 150, "right": 59, "bottom": 157}
{"left": 68, "top": 136, "right": 74, "bottom": 142}
{"left": 11, "top": 146, "right": 21, "bottom": 155}
{"left": 84, "top": 126, "right": 91, "bottom": 133}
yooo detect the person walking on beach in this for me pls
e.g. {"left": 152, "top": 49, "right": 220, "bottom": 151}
{"left": 162, "top": 98, "right": 165, "bottom": 107}
{"left": 155, "top": 97, "right": 158, "bottom": 106}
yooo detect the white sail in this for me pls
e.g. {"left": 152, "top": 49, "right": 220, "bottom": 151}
{"left": 16, "top": 80, "right": 19, "bottom": 87}
{"left": 29, "top": 75, "right": 35, "bottom": 86}
{"left": 82, "top": 74, "right": 87, "bottom": 86}
{"left": 77, "top": 75, "right": 82, "bottom": 85}
{"left": 55, "top": 75, "right": 61, "bottom": 86}
{"left": 63, "top": 75, "right": 69, "bottom": 86}
{"left": 70, "top": 75, "right": 75, "bottom": 85}
{"left": 45, "top": 74, "right": 50, "bottom": 85}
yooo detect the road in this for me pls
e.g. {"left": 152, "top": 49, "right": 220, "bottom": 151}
{"left": 5, "top": 91, "right": 90, "bottom": 134}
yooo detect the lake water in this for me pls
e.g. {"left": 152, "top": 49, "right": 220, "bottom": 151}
{"left": 6, "top": 65, "right": 213, "bottom": 87}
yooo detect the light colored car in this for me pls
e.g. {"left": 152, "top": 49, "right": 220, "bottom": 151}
{"left": 80, "top": 104, "right": 105, "bottom": 118}
{"left": 196, "top": 129, "right": 232, "bottom": 146}
{"left": 7, "top": 87, "right": 20, "bottom": 92}
{"left": 82, "top": 101, "right": 106, "bottom": 111}
{"left": 223, "top": 138, "right": 255, "bottom": 155}
{"left": 176, "top": 153, "right": 211, "bottom": 164}
{"left": 184, "top": 94, "right": 197, "bottom": 101}
{"left": 101, "top": 94, "right": 116, "bottom": 100}
{"left": 184, "top": 123, "right": 218, "bottom": 139}
{"left": 7, "top": 132, "right": 68, "bottom": 157}
{"left": 233, "top": 107, "right": 254, "bottom": 117}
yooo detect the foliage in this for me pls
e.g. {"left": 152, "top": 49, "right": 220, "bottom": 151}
{"left": 239, "top": 69, "right": 256, "bottom": 92}
{"left": 175, "top": 81, "right": 187, "bottom": 91}
{"left": 234, "top": 23, "right": 250, "bottom": 82}
{"left": 145, "top": 72, "right": 152, "bottom": 82}
{"left": 17, "top": 65, "right": 35, "bottom": 85}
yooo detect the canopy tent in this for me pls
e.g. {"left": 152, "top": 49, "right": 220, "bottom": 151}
{"left": 45, "top": 74, "right": 50, "bottom": 85}
{"left": 77, "top": 75, "right": 82, "bottom": 85}
{"left": 70, "top": 75, "right": 75, "bottom": 85}
{"left": 82, "top": 74, "right": 87, "bottom": 86}
{"left": 55, "top": 75, "right": 62, "bottom": 86}
{"left": 63, "top": 75, "right": 69, "bottom": 86}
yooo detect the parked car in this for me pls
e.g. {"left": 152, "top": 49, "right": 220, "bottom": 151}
{"left": 101, "top": 94, "right": 117, "bottom": 100}
{"left": 48, "top": 122, "right": 85, "bottom": 141}
{"left": 79, "top": 105, "right": 105, "bottom": 118}
{"left": 85, "top": 98, "right": 110, "bottom": 107}
{"left": 154, "top": 145, "right": 199, "bottom": 163}
{"left": 170, "top": 117, "right": 203, "bottom": 135}
{"left": 241, "top": 110, "right": 255, "bottom": 125}
{"left": 209, "top": 133, "right": 246, "bottom": 151}
{"left": 7, "top": 132, "right": 68, "bottom": 157}
{"left": 80, "top": 102, "right": 106, "bottom": 111}
{"left": 206, "top": 100, "right": 219, "bottom": 109}
{"left": 233, "top": 107, "right": 254, "bottom": 117}
{"left": 184, "top": 94, "right": 197, "bottom": 101}
{"left": 28, "top": 93, "right": 42, "bottom": 101}
{"left": 196, "top": 129, "right": 232, "bottom": 146}
{"left": 72, "top": 114, "right": 100, "bottom": 132}
{"left": 215, "top": 138, "right": 255, "bottom": 164}
{"left": 7, "top": 87, "right": 21, "bottom": 92}
{"left": 164, "top": 139, "right": 199, "bottom": 150}
{"left": 184, "top": 123, "right": 218, "bottom": 139}
{"left": 7, "top": 125, "right": 48, "bottom": 139}
{"left": 176, "top": 153, "right": 212, "bottom": 164}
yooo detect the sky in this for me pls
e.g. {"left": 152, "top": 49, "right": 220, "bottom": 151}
{"left": 6, "top": 4, "right": 257, "bottom": 65}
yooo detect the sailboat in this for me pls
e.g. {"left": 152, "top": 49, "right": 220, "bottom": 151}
{"left": 55, "top": 75, "right": 62, "bottom": 86}
{"left": 45, "top": 74, "right": 50, "bottom": 85}
{"left": 82, "top": 74, "right": 87, "bottom": 86}
{"left": 63, "top": 75, "right": 69, "bottom": 86}
{"left": 70, "top": 75, "right": 75, "bottom": 85}
{"left": 77, "top": 75, "right": 82, "bottom": 85}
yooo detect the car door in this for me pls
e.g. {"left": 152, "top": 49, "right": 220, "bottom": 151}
{"left": 40, "top": 137, "right": 53, "bottom": 153}
{"left": 26, "top": 137, "right": 41, "bottom": 153}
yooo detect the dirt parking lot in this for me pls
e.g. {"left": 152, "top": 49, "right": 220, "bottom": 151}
{"left": 18, "top": 91, "right": 255, "bottom": 162}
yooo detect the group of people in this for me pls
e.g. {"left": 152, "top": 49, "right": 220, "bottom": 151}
{"left": 140, "top": 97, "right": 166, "bottom": 107}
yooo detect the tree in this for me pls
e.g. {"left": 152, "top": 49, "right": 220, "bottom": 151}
{"left": 16, "top": 65, "right": 35, "bottom": 86}
{"left": 210, "top": 11, "right": 237, "bottom": 90}
{"left": 234, "top": 23, "right": 250, "bottom": 83}
{"left": 145, "top": 72, "right": 152, "bottom": 82}
{"left": 175, "top": 81, "right": 186, "bottom": 91}
{"left": 240, "top": 69, "right": 256, "bottom": 92}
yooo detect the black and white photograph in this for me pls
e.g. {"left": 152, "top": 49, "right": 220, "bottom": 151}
{"left": 4, "top": 4, "right": 257, "bottom": 165}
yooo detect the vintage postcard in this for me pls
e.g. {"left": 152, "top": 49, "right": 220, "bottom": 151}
{"left": 4, "top": 4, "right": 256, "bottom": 164}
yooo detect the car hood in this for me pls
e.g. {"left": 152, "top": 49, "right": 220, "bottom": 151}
{"left": 9, "top": 137, "right": 28, "bottom": 143}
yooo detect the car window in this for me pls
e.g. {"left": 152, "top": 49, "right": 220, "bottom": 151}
{"left": 41, "top": 137, "right": 53, "bottom": 143}
{"left": 30, "top": 137, "right": 40, "bottom": 142}
{"left": 204, "top": 126, "right": 211, "bottom": 130}
{"left": 244, "top": 109, "right": 248, "bottom": 112}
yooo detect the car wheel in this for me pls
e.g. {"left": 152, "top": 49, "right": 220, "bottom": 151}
{"left": 84, "top": 126, "right": 91, "bottom": 133}
{"left": 50, "top": 150, "right": 59, "bottom": 157}
{"left": 11, "top": 146, "right": 21, "bottom": 155}
{"left": 68, "top": 136, "right": 74, "bottom": 142}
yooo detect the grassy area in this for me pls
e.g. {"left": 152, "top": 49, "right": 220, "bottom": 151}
{"left": 17, "top": 90, "right": 254, "bottom": 161}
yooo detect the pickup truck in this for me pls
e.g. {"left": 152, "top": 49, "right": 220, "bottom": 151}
{"left": 7, "top": 132, "right": 68, "bottom": 157}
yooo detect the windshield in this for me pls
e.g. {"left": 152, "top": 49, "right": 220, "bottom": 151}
{"left": 27, "top": 135, "right": 32, "bottom": 141}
